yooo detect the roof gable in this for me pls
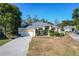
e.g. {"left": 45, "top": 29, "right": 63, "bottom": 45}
{"left": 26, "top": 22, "right": 53, "bottom": 29}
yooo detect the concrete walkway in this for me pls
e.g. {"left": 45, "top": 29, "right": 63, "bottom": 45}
{"left": 0, "top": 36, "right": 32, "bottom": 56}
{"left": 69, "top": 33, "right": 79, "bottom": 42}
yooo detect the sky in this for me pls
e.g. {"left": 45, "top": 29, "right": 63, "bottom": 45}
{"left": 12, "top": 3, "right": 79, "bottom": 23}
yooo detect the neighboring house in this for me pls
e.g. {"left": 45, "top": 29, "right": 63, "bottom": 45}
{"left": 64, "top": 26, "right": 76, "bottom": 32}
{"left": 18, "top": 22, "right": 57, "bottom": 37}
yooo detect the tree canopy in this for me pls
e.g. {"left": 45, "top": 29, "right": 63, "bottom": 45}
{"left": 25, "top": 15, "right": 53, "bottom": 26}
{"left": 72, "top": 8, "right": 79, "bottom": 19}
{"left": 58, "top": 20, "right": 75, "bottom": 28}
{"left": 72, "top": 8, "right": 79, "bottom": 30}
{"left": 59, "top": 8, "right": 79, "bottom": 28}
{"left": 72, "top": 8, "right": 79, "bottom": 25}
{"left": 0, "top": 3, "right": 22, "bottom": 36}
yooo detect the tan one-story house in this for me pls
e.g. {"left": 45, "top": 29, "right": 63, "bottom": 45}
{"left": 18, "top": 22, "right": 58, "bottom": 37}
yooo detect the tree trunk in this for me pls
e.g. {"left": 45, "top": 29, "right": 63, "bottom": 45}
{"left": 4, "top": 25, "right": 6, "bottom": 36}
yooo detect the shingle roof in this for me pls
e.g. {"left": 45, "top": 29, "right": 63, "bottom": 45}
{"left": 26, "top": 22, "right": 55, "bottom": 29}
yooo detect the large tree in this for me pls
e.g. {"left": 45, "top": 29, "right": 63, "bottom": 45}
{"left": 72, "top": 8, "right": 79, "bottom": 30}
{"left": 59, "top": 20, "right": 75, "bottom": 28}
{"left": 72, "top": 8, "right": 79, "bottom": 25}
{"left": 0, "top": 3, "right": 22, "bottom": 36}
{"left": 72, "top": 8, "right": 79, "bottom": 19}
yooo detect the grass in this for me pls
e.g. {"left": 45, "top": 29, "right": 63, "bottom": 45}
{"left": 0, "top": 39, "right": 10, "bottom": 46}
{"left": 27, "top": 35, "right": 79, "bottom": 56}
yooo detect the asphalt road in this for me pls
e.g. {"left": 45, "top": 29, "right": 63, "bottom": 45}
{"left": 69, "top": 33, "right": 79, "bottom": 42}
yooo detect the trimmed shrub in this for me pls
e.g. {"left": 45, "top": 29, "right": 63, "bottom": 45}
{"left": 49, "top": 30, "right": 64, "bottom": 37}
{"left": 76, "top": 24, "right": 79, "bottom": 31}
{"left": 54, "top": 32, "right": 60, "bottom": 36}
{"left": 49, "top": 30, "right": 54, "bottom": 36}
{"left": 54, "top": 32, "right": 64, "bottom": 37}
{"left": 59, "top": 33, "right": 64, "bottom": 37}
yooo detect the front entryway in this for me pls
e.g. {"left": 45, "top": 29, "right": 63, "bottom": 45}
{"left": 35, "top": 26, "right": 49, "bottom": 36}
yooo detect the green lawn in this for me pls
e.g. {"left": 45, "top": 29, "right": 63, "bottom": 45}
{"left": 0, "top": 39, "right": 10, "bottom": 46}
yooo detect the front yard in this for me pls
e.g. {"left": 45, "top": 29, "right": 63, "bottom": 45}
{"left": 27, "top": 35, "right": 79, "bottom": 56}
{"left": 0, "top": 39, "right": 10, "bottom": 46}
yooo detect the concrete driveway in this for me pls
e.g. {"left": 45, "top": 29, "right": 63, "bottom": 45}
{"left": 0, "top": 36, "right": 32, "bottom": 56}
{"left": 69, "top": 33, "right": 79, "bottom": 42}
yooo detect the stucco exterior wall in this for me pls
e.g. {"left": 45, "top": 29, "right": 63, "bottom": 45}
{"left": 28, "top": 29, "right": 35, "bottom": 37}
